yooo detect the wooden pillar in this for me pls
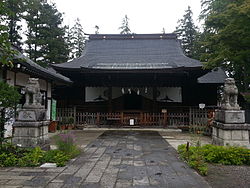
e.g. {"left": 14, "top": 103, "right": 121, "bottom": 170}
{"left": 163, "top": 110, "right": 167, "bottom": 128}
{"left": 73, "top": 106, "right": 76, "bottom": 125}
{"left": 121, "top": 112, "right": 124, "bottom": 125}
{"left": 108, "top": 87, "right": 112, "bottom": 112}
{"left": 153, "top": 87, "right": 157, "bottom": 112}
{"left": 97, "top": 112, "right": 100, "bottom": 125}
{"left": 140, "top": 112, "right": 143, "bottom": 126}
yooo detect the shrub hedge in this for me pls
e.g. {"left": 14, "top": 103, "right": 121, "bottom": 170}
{"left": 178, "top": 144, "right": 250, "bottom": 175}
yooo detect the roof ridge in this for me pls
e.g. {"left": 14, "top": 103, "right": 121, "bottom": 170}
{"left": 89, "top": 33, "right": 177, "bottom": 40}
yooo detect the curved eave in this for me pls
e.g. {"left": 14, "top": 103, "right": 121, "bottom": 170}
{"left": 16, "top": 61, "right": 72, "bottom": 85}
{"left": 52, "top": 64, "right": 81, "bottom": 72}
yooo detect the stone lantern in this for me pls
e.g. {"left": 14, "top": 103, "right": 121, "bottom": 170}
{"left": 12, "top": 78, "right": 49, "bottom": 148}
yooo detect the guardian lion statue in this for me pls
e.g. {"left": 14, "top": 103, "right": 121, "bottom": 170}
{"left": 23, "top": 78, "right": 43, "bottom": 108}
{"left": 221, "top": 78, "right": 240, "bottom": 110}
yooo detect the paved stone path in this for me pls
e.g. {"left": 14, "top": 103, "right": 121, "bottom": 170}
{"left": 0, "top": 131, "right": 211, "bottom": 188}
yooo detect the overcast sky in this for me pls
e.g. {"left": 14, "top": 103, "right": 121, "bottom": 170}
{"left": 52, "top": 0, "right": 202, "bottom": 34}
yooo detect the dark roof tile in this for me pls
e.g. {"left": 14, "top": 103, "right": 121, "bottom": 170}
{"left": 54, "top": 33, "right": 201, "bottom": 70}
{"left": 198, "top": 68, "right": 227, "bottom": 84}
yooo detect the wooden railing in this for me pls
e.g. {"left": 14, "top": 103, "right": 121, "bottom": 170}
{"left": 56, "top": 107, "right": 215, "bottom": 129}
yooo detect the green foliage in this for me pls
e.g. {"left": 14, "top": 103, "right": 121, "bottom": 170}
{"left": 0, "top": 153, "right": 18, "bottom": 167}
{"left": 200, "top": 0, "right": 250, "bottom": 91}
{"left": 178, "top": 144, "right": 208, "bottom": 175}
{"left": 42, "top": 149, "right": 70, "bottom": 167}
{"left": 175, "top": 6, "right": 200, "bottom": 59}
{"left": 201, "top": 145, "right": 250, "bottom": 165}
{"left": 178, "top": 144, "right": 250, "bottom": 175}
{"left": 119, "top": 15, "right": 131, "bottom": 34}
{"left": 0, "top": 81, "right": 21, "bottom": 143}
{"left": 55, "top": 132, "right": 81, "bottom": 158}
{"left": 5, "top": 0, "right": 25, "bottom": 48}
{"left": 0, "top": 1, "right": 16, "bottom": 65}
{"left": 0, "top": 81, "right": 21, "bottom": 108}
{"left": 18, "top": 147, "right": 45, "bottom": 167}
{"left": 0, "top": 143, "right": 75, "bottom": 167}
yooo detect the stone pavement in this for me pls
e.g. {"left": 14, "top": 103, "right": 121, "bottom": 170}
{"left": 0, "top": 131, "right": 211, "bottom": 188}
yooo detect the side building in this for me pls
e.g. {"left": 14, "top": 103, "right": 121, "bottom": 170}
{"left": 0, "top": 50, "right": 72, "bottom": 136}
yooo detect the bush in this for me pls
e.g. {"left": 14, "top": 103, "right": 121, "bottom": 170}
{"left": 55, "top": 132, "right": 81, "bottom": 158}
{"left": 0, "top": 142, "right": 76, "bottom": 167}
{"left": 0, "top": 153, "right": 18, "bottom": 167}
{"left": 43, "top": 149, "right": 70, "bottom": 167}
{"left": 18, "top": 147, "right": 45, "bottom": 167}
{"left": 0, "top": 81, "right": 21, "bottom": 145}
{"left": 178, "top": 144, "right": 208, "bottom": 176}
{"left": 178, "top": 144, "right": 250, "bottom": 175}
{"left": 201, "top": 144, "right": 250, "bottom": 165}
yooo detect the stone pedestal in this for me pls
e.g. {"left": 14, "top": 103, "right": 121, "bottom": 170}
{"left": 212, "top": 110, "right": 250, "bottom": 148}
{"left": 13, "top": 118, "right": 49, "bottom": 148}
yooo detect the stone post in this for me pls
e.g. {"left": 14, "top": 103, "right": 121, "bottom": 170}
{"left": 212, "top": 78, "right": 250, "bottom": 148}
{"left": 12, "top": 78, "right": 49, "bottom": 148}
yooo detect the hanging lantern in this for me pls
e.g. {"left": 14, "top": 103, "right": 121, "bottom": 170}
{"left": 121, "top": 88, "right": 125, "bottom": 94}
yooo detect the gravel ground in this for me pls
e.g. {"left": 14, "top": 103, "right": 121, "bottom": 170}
{"left": 204, "top": 164, "right": 250, "bottom": 188}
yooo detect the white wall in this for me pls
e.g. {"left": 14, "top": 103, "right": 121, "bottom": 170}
{"left": 16, "top": 72, "right": 29, "bottom": 86}
{"left": 85, "top": 87, "right": 108, "bottom": 102}
{"left": 157, "top": 87, "right": 182, "bottom": 102}
{"left": 6, "top": 70, "right": 15, "bottom": 86}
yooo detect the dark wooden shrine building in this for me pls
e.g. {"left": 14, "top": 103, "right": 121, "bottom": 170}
{"left": 53, "top": 33, "right": 226, "bottom": 114}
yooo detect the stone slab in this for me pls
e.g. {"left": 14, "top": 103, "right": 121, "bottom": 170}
{"left": 0, "top": 175, "right": 34, "bottom": 180}
{"left": 40, "top": 163, "right": 57, "bottom": 168}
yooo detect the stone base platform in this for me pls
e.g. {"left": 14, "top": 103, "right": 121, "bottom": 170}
{"left": 212, "top": 126, "right": 250, "bottom": 148}
{"left": 12, "top": 121, "right": 49, "bottom": 148}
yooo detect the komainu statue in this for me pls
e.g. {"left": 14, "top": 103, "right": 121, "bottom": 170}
{"left": 221, "top": 78, "right": 240, "bottom": 110}
{"left": 23, "top": 78, "right": 43, "bottom": 109}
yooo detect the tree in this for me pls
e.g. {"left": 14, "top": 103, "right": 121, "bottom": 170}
{"left": 175, "top": 6, "right": 199, "bottom": 58}
{"left": 39, "top": 2, "right": 69, "bottom": 65}
{"left": 95, "top": 25, "right": 99, "bottom": 34}
{"left": 119, "top": 15, "right": 131, "bottom": 34}
{"left": 200, "top": 0, "right": 250, "bottom": 91}
{"left": 69, "top": 18, "right": 85, "bottom": 59}
{"left": 0, "top": 0, "right": 15, "bottom": 66}
{"left": 24, "top": 0, "right": 43, "bottom": 63}
{"left": 5, "top": 0, "right": 25, "bottom": 48}
{"left": 25, "top": 0, "right": 69, "bottom": 66}
{"left": 0, "top": 81, "right": 20, "bottom": 145}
